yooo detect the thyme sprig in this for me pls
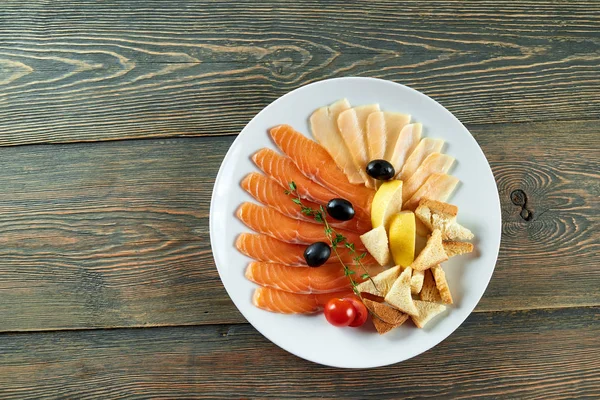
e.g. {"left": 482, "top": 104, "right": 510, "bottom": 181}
{"left": 285, "top": 181, "right": 377, "bottom": 296}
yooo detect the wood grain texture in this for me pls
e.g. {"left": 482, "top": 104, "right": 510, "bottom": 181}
{"left": 0, "top": 0, "right": 599, "bottom": 146}
{"left": 0, "top": 136, "right": 243, "bottom": 331}
{"left": 1, "top": 307, "right": 598, "bottom": 399}
{"left": 0, "top": 120, "right": 597, "bottom": 331}
{"left": 473, "top": 119, "right": 600, "bottom": 311}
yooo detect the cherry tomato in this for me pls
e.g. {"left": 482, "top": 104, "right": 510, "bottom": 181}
{"left": 324, "top": 298, "right": 356, "bottom": 327}
{"left": 344, "top": 295, "right": 368, "bottom": 327}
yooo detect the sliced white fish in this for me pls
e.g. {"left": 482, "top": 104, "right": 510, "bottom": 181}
{"left": 310, "top": 99, "right": 364, "bottom": 184}
{"left": 403, "top": 173, "right": 459, "bottom": 211}
{"left": 366, "top": 111, "right": 411, "bottom": 162}
{"left": 402, "top": 152, "right": 455, "bottom": 204}
{"left": 388, "top": 123, "right": 422, "bottom": 178}
{"left": 337, "top": 104, "right": 380, "bottom": 186}
{"left": 398, "top": 138, "right": 445, "bottom": 181}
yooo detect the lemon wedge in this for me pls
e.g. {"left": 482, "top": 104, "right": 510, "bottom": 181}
{"left": 388, "top": 211, "right": 416, "bottom": 267}
{"left": 371, "top": 180, "right": 403, "bottom": 229}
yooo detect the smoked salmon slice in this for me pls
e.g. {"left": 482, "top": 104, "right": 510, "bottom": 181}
{"left": 241, "top": 173, "right": 371, "bottom": 233}
{"left": 236, "top": 233, "right": 377, "bottom": 266}
{"left": 337, "top": 105, "right": 380, "bottom": 186}
{"left": 252, "top": 148, "right": 337, "bottom": 205}
{"left": 388, "top": 123, "right": 422, "bottom": 177}
{"left": 246, "top": 262, "right": 383, "bottom": 294}
{"left": 310, "top": 99, "right": 364, "bottom": 184}
{"left": 269, "top": 125, "right": 375, "bottom": 216}
{"left": 398, "top": 138, "right": 444, "bottom": 181}
{"left": 236, "top": 202, "right": 365, "bottom": 247}
{"left": 403, "top": 173, "right": 459, "bottom": 211}
{"left": 402, "top": 152, "right": 455, "bottom": 204}
{"left": 252, "top": 287, "right": 353, "bottom": 314}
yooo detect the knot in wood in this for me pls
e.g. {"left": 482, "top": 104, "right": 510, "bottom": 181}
{"left": 511, "top": 189, "right": 534, "bottom": 221}
{"left": 510, "top": 189, "right": 527, "bottom": 207}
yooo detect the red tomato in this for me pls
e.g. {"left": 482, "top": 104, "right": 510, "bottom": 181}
{"left": 344, "top": 295, "right": 368, "bottom": 327}
{"left": 324, "top": 298, "right": 356, "bottom": 327}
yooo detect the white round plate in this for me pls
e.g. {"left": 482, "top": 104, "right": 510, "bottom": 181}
{"left": 210, "top": 77, "right": 501, "bottom": 368}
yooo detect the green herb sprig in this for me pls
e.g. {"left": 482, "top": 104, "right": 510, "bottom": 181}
{"left": 285, "top": 181, "right": 377, "bottom": 296}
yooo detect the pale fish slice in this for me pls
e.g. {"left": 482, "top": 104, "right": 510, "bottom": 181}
{"left": 338, "top": 104, "right": 380, "bottom": 187}
{"left": 402, "top": 153, "right": 455, "bottom": 204}
{"left": 367, "top": 111, "right": 411, "bottom": 162}
{"left": 310, "top": 99, "right": 364, "bottom": 184}
{"left": 388, "top": 123, "right": 422, "bottom": 178}
{"left": 403, "top": 173, "right": 459, "bottom": 211}
{"left": 398, "top": 138, "right": 445, "bottom": 181}
{"left": 367, "top": 111, "right": 411, "bottom": 188}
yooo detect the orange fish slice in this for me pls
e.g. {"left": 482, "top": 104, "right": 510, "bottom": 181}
{"left": 236, "top": 233, "right": 377, "bottom": 266}
{"left": 246, "top": 262, "right": 385, "bottom": 294}
{"left": 252, "top": 287, "right": 353, "bottom": 314}
{"left": 236, "top": 202, "right": 366, "bottom": 247}
{"left": 241, "top": 173, "right": 371, "bottom": 233}
{"left": 269, "top": 125, "right": 375, "bottom": 216}
{"left": 252, "top": 148, "right": 337, "bottom": 205}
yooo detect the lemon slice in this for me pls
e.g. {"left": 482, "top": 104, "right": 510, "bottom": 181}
{"left": 389, "top": 211, "right": 416, "bottom": 267}
{"left": 371, "top": 180, "right": 403, "bottom": 229}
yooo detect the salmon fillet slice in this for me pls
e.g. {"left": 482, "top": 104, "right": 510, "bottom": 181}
{"left": 269, "top": 125, "right": 375, "bottom": 216}
{"left": 236, "top": 233, "right": 377, "bottom": 266}
{"left": 240, "top": 173, "right": 371, "bottom": 233}
{"left": 252, "top": 287, "right": 353, "bottom": 314}
{"left": 245, "top": 262, "right": 385, "bottom": 294}
{"left": 252, "top": 148, "right": 337, "bottom": 205}
{"left": 236, "top": 202, "right": 365, "bottom": 247}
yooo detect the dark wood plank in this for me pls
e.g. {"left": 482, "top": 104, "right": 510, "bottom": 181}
{"left": 0, "top": 0, "right": 599, "bottom": 146}
{"left": 0, "top": 119, "right": 597, "bottom": 331}
{"left": 0, "top": 136, "right": 243, "bottom": 330}
{"left": 473, "top": 120, "right": 600, "bottom": 311}
{"left": 0, "top": 307, "right": 598, "bottom": 399}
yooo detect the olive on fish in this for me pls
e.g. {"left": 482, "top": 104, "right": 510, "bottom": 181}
{"left": 304, "top": 242, "right": 331, "bottom": 267}
{"left": 366, "top": 159, "right": 395, "bottom": 181}
{"left": 326, "top": 198, "right": 355, "bottom": 221}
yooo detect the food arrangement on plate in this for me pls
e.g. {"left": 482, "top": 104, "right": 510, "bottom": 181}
{"left": 236, "top": 99, "right": 476, "bottom": 335}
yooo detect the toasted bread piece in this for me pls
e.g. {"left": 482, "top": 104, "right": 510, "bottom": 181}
{"left": 410, "top": 269, "right": 425, "bottom": 294}
{"left": 431, "top": 265, "right": 453, "bottom": 304}
{"left": 418, "top": 198, "right": 458, "bottom": 217}
{"left": 360, "top": 226, "right": 391, "bottom": 266}
{"left": 420, "top": 269, "right": 442, "bottom": 302}
{"left": 363, "top": 299, "right": 409, "bottom": 325}
{"left": 443, "top": 241, "right": 474, "bottom": 257}
{"left": 415, "top": 218, "right": 430, "bottom": 237}
{"left": 363, "top": 298, "right": 409, "bottom": 334}
{"left": 412, "top": 229, "right": 448, "bottom": 271}
{"left": 372, "top": 317, "right": 397, "bottom": 334}
{"left": 411, "top": 300, "right": 447, "bottom": 328}
{"left": 384, "top": 267, "right": 418, "bottom": 316}
{"left": 415, "top": 198, "right": 474, "bottom": 240}
{"left": 356, "top": 265, "right": 401, "bottom": 297}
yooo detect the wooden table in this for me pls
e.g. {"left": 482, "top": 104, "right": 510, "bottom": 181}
{"left": 1, "top": 1, "right": 598, "bottom": 398}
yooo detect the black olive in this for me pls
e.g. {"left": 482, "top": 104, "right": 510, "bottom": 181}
{"left": 366, "top": 159, "right": 395, "bottom": 180}
{"left": 304, "top": 242, "right": 331, "bottom": 267}
{"left": 326, "top": 198, "right": 355, "bottom": 221}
